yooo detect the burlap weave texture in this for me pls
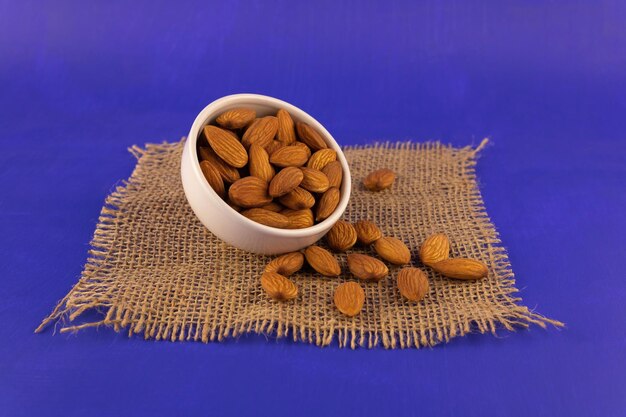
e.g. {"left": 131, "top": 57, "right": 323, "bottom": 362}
{"left": 37, "top": 140, "right": 561, "bottom": 348}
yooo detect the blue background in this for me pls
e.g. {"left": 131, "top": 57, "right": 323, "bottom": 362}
{"left": 1, "top": 1, "right": 625, "bottom": 416}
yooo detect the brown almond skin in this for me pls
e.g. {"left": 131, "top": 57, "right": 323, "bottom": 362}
{"left": 354, "top": 220, "right": 383, "bottom": 245}
{"left": 259, "top": 201, "right": 284, "bottom": 213}
{"left": 198, "top": 147, "right": 241, "bottom": 183}
{"left": 281, "top": 209, "right": 314, "bottom": 229}
{"left": 228, "top": 176, "right": 272, "bottom": 208}
{"left": 260, "top": 272, "right": 298, "bottom": 301}
{"left": 269, "top": 167, "right": 304, "bottom": 197}
{"left": 431, "top": 258, "right": 488, "bottom": 280}
{"left": 265, "top": 140, "right": 285, "bottom": 157}
{"left": 215, "top": 108, "right": 256, "bottom": 129}
{"left": 307, "top": 149, "right": 337, "bottom": 171}
{"left": 241, "top": 208, "right": 290, "bottom": 228}
{"left": 373, "top": 237, "right": 412, "bottom": 265}
{"left": 334, "top": 282, "right": 365, "bottom": 317}
{"left": 322, "top": 160, "right": 343, "bottom": 188}
{"left": 299, "top": 167, "right": 330, "bottom": 193}
{"left": 347, "top": 254, "right": 388, "bottom": 281}
{"left": 304, "top": 246, "right": 341, "bottom": 276}
{"left": 294, "top": 141, "right": 312, "bottom": 159}
{"left": 296, "top": 122, "right": 328, "bottom": 150}
{"left": 397, "top": 268, "right": 429, "bottom": 302}
{"left": 326, "top": 220, "right": 357, "bottom": 252}
{"left": 279, "top": 187, "right": 316, "bottom": 210}
{"left": 315, "top": 187, "right": 340, "bottom": 221}
{"left": 265, "top": 252, "right": 305, "bottom": 276}
{"left": 249, "top": 144, "right": 275, "bottom": 183}
{"left": 419, "top": 233, "right": 450, "bottom": 266}
{"left": 269, "top": 145, "right": 309, "bottom": 167}
{"left": 363, "top": 168, "right": 396, "bottom": 191}
{"left": 276, "top": 109, "right": 296, "bottom": 145}
{"left": 242, "top": 116, "right": 278, "bottom": 149}
{"left": 199, "top": 160, "right": 225, "bottom": 198}
{"left": 204, "top": 125, "right": 249, "bottom": 168}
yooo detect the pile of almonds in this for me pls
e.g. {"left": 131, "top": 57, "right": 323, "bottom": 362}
{"left": 260, "top": 167, "right": 489, "bottom": 317}
{"left": 197, "top": 107, "right": 344, "bottom": 229}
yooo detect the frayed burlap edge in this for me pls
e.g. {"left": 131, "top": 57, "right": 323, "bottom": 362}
{"left": 36, "top": 139, "right": 563, "bottom": 348}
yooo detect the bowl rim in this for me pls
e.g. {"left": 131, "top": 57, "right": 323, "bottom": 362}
{"left": 186, "top": 93, "right": 352, "bottom": 238}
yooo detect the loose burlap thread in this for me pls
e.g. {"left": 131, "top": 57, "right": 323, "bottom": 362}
{"left": 37, "top": 139, "right": 561, "bottom": 348}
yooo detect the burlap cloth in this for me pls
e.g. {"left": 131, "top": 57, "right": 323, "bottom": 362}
{"left": 37, "top": 139, "right": 561, "bottom": 348}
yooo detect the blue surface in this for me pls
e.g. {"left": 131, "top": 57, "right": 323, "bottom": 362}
{"left": 1, "top": 1, "right": 625, "bottom": 416}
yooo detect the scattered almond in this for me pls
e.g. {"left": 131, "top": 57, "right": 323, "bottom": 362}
{"left": 354, "top": 220, "right": 383, "bottom": 245}
{"left": 260, "top": 272, "right": 298, "bottom": 300}
{"left": 269, "top": 145, "right": 309, "bottom": 167}
{"left": 322, "top": 160, "right": 343, "bottom": 188}
{"left": 307, "top": 149, "right": 337, "bottom": 171}
{"left": 333, "top": 282, "right": 365, "bottom": 317}
{"left": 228, "top": 176, "right": 272, "bottom": 208}
{"left": 269, "top": 167, "right": 304, "bottom": 197}
{"left": 242, "top": 116, "right": 278, "bottom": 149}
{"left": 282, "top": 209, "right": 314, "bottom": 229}
{"left": 373, "top": 237, "right": 411, "bottom": 265}
{"left": 299, "top": 167, "right": 330, "bottom": 193}
{"left": 279, "top": 187, "right": 316, "bottom": 210}
{"left": 326, "top": 220, "right": 357, "bottom": 252}
{"left": 204, "top": 125, "right": 248, "bottom": 168}
{"left": 304, "top": 246, "right": 341, "bottom": 276}
{"left": 276, "top": 109, "right": 296, "bottom": 145}
{"left": 363, "top": 168, "right": 395, "bottom": 191}
{"left": 397, "top": 268, "right": 429, "bottom": 302}
{"left": 215, "top": 108, "right": 256, "bottom": 129}
{"left": 199, "top": 160, "right": 225, "bottom": 198}
{"left": 241, "top": 208, "right": 290, "bottom": 228}
{"left": 316, "top": 187, "right": 340, "bottom": 221}
{"left": 265, "top": 252, "right": 305, "bottom": 276}
{"left": 249, "top": 144, "right": 275, "bottom": 183}
{"left": 296, "top": 122, "right": 328, "bottom": 150}
{"left": 431, "top": 258, "right": 488, "bottom": 280}
{"left": 419, "top": 233, "right": 450, "bottom": 266}
{"left": 347, "top": 254, "right": 388, "bottom": 281}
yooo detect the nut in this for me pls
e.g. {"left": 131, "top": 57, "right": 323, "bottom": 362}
{"left": 296, "top": 122, "right": 328, "bottom": 150}
{"left": 204, "top": 125, "right": 248, "bottom": 168}
{"left": 265, "top": 252, "right": 305, "bottom": 276}
{"left": 279, "top": 187, "right": 315, "bottom": 210}
{"left": 431, "top": 258, "right": 488, "bottom": 280}
{"left": 315, "top": 187, "right": 340, "bottom": 221}
{"left": 228, "top": 176, "right": 272, "bottom": 208}
{"left": 373, "top": 237, "right": 411, "bottom": 265}
{"left": 322, "top": 160, "right": 343, "bottom": 188}
{"left": 199, "top": 160, "right": 225, "bottom": 198}
{"left": 215, "top": 108, "right": 256, "bottom": 129}
{"left": 260, "top": 272, "right": 298, "bottom": 300}
{"left": 307, "top": 149, "right": 337, "bottom": 171}
{"left": 198, "top": 146, "right": 240, "bottom": 183}
{"left": 241, "top": 208, "right": 290, "bottom": 228}
{"left": 333, "top": 282, "right": 365, "bottom": 317}
{"left": 419, "top": 233, "right": 450, "bottom": 266}
{"left": 326, "top": 220, "right": 357, "bottom": 252}
{"left": 354, "top": 220, "right": 382, "bottom": 245}
{"left": 304, "top": 246, "right": 341, "bottom": 276}
{"left": 276, "top": 109, "right": 296, "bottom": 145}
{"left": 347, "top": 254, "right": 388, "bottom": 281}
{"left": 269, "top": 145, "right": 309, "bottom": 167}
{"left": 281, "top": 209, "right": 314, "bottom": 229}
{"left": 248, "top": 144, "right": 275, "bottom": 183}
{"left": 299, "top": 167, "right": 330, "bottom": 193}
{"left": 242, "top": 116, "right": 278, "bottom": 149}
{"left": 268, "top": 167, "right": 304, "bottom": 197}
{"left": 396, "top": 268, "right": 429, "bottom": 302}
{"left": 363, "top": 168, "right": 395, "bottom": 191}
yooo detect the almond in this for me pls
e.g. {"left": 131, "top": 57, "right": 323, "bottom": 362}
{"left": 354, "top": 220, "right": 382, "bottom": 245}
{"left": 307, "top": 149, "right": 337, "bottom": 170}
{"left": 296, "top": 122, "right": 328, "bottom": 150}
{"left": 199, "top": 160, "right": 225, "bottom": 198}
{"left": 294, "top": 141, "right": 312, "bottom": 159}
{"left": 249, "top": 144, "right": 275, "bottom": 182}
{"left": 397, "top": 268, "right": 429, "bottom": 302}
{"left": 265, "top": 140, "right": 285, "bottom": 157}
{"left": 373, "top": 237, "right": 411, "bottom": 265}
{"left": 215, "top": 108, "right": 256, "bottom": 129}
{"left": 259, "top": 201, "right": 284, "bottom": 212}
{"left": 363, "top": 168, "right": 395, "bottom": 191}
{"left": 347, "top": 254, "right": 388, "bottom": 281}
{"left": 315, "top": 187, "right": 340, "bottom": 221}
{"left": 269, "top": 145, "right": 309, "bottom": 167}
{"left": 281, "top": 209, "right": 314, "bottom": 229}
{"left": 204, "top": 125, "right": 248, "bottom": 168}
{"left": 333, "top": 282, "right": 365, "bottom": 317}
{"left": 326, "top": 220, "right": 357, "bottom": 252}
{"left": 198, "top": 147, "right": 241, "bottom": 183}
{"left": 431, "top": 258, "right": 488, "bottom": 280}
{"left": 279, "top": 187, "right": 315, "bottom": 210}
{"left": 299, "top": 167, "right": 330, "bottom": 193}
{"left": 260, "top": 272, "right": 298, "bottom": 301}
{"left": 268, "top": 167, "right": 304, "bottom": 197}
{"left": 265, "top": 252, "right": 304, "bottom": 276}
{"left": 276, "top": 108, "right": 296, "bottom": 145}
{"left": 241, "top": 208, "right": 290, "bottom": 228}
{"left": 419, "top": 233, "right": 450, "bottom": 266}
{"left": 322, "top": 160, "right": 343, "bottom": 188}
{"left": 228, "top": 176, "right": 272, "bottom": 208}
{"left": 304, "top": 246, "right": 341, "bottom": 276}
{"left": 242, "top": 116, "right": 278, "bottom": 149}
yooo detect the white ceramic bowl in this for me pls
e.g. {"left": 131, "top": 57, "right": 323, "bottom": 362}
{"left": 181, "top": 94, "right": 352, "bottom": 255}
